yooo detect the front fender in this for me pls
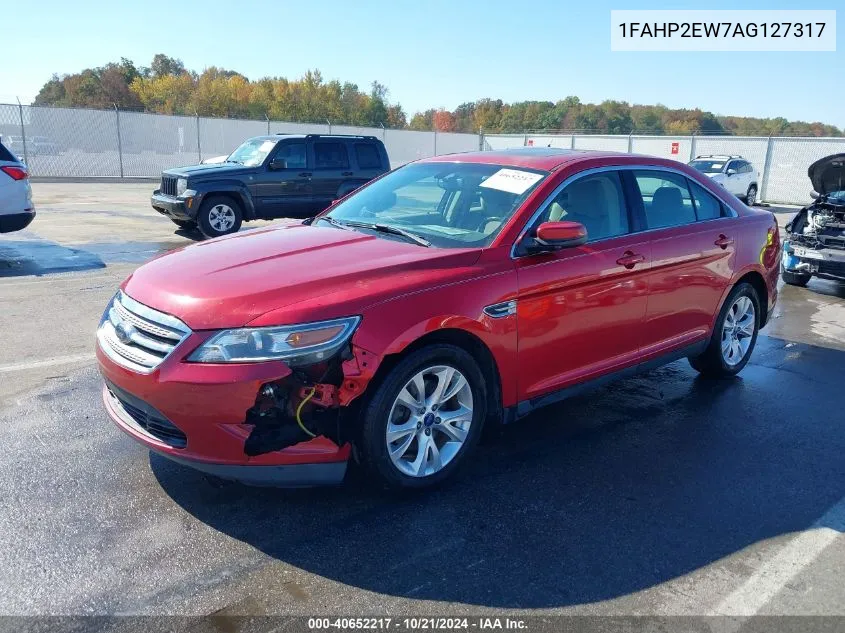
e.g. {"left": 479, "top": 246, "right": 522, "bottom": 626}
{"left": 193, "top": 181, "right": 256, "bottom": 220}
{"left": 350, "top": 269, "right": 520, "bottom": 408}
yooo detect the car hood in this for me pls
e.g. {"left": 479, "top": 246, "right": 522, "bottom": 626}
{"left": 163, "top": 163, "right": 251, "bottom": 179}
{"left": 808, "top": 154, "right": 845, "bottom": 196}
{"left": 123, "top": 224, "right": 484, "bottom": 330}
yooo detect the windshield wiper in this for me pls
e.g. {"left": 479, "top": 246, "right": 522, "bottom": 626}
{"left": 342, "top": 221, "right": 431, "bottom": 247}
{"left": 315, "top": 216, "right": 354, "bottom": 231}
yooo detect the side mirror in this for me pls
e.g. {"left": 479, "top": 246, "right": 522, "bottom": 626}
{"left": 810, "top": 191, "right": 820, "bottom": 200}
{"left": 726, "top": 168, "right": 737, "bottom": 176}
{"left": 531, "top": 221, "right": 588, "bottom": 251}
{"left": 269, "top": 157, "right": 287, "bottom": 170}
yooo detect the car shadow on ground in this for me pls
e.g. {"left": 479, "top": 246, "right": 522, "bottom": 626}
{"left": 0, "top": 238, "right": 106, "bottom": 276}
{"left": 153, "top": 336, "right": 845, "bottom": 608}
{"left": 804, "top": 277, "right": 845, "bottom": 300}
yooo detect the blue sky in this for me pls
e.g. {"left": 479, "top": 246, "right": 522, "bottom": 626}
{"left": 2, "top": 0, "right": 842, "bottom": 127}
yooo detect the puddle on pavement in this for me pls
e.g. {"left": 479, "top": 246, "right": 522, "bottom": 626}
{"left": 0, "top": 238, "right": 183, "bottom": 277}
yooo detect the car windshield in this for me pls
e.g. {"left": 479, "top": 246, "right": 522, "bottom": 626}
{"left": 227, "top": 138, "right": 277, "bottom": 167}
{"left": 689, "top": 160, "right": 726, "bottom": 174}
{"left": 323, "top": 162, "right": 548, "bottom": 248}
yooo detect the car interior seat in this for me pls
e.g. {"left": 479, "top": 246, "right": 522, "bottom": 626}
{"left": 548, "top": 178, "right": 612, "bottom": 240}
{"left": 651, "top": 186, "right": 695, "bottom": 228}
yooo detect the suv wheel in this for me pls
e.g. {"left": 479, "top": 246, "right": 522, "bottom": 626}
{"left": 745, "top": 185, "right": 757, "bottom": 206}
{"left": 197, "top": 196, "right": 243, "bottom": 238}
{"left": 358, "top": 344, "right": 487, "bottom": 489}
{"left": 689, "top": 282, "right": 760, "bottom": 377}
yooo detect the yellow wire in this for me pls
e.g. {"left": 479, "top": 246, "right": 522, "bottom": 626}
{"left": 295, "top": 387, "right": 317, "bottom": 438}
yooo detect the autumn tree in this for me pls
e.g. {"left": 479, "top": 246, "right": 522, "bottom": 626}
{"left": 30, "top": 54, "right": 843, "bottom": 136}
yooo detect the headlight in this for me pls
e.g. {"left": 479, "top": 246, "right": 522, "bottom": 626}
{"left": 188, "top": 316, "right": 361, "bottom": 365}
{"left": 176, "top": 178, "right": 188, "bottom": 196}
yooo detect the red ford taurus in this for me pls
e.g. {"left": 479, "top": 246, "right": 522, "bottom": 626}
{"left": 96, "top": 148, "right": 781, "bottom": 488}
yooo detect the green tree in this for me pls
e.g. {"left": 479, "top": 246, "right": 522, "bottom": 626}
{"left": 409, "top": 109, "right": 435, "bottom": 131}
{"left": 150, "top": 54, "right": 186, "bottom": 78}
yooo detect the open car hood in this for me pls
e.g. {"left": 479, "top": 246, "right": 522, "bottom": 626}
{"left": 808, "top": 153, "right": 845, "bottom": 195}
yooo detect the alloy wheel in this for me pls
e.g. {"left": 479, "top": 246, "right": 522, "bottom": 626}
{"left": 721, "top": 295, "right": 756, "bottom": 366}
{"left": 207, "top": 204, "right": 236, "bottom": 232}
{"left": 385, "top": 364, "right": 474, "bottom": 478}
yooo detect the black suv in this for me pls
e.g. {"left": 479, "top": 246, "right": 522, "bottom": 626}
{"left": 151, "top": 134, "right": 390, "bottom": 237}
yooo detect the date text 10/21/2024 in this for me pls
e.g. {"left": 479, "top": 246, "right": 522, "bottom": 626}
{"left": 307, "top": 617, "right": 528, "bottom": 630}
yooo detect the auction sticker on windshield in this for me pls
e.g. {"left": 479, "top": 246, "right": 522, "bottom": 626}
{"left": 480, "top": 169, "right": 544, "bottom": 195}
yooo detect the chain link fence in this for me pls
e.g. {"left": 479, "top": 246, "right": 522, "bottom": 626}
{"left": 483, "top": 132, "right": 845, "bottom": 206}
{"left": 3, "top": 102, "right": 842, "bottom": 206}
{"left": 0, "top": 103, "right": 481, "bottom": 179}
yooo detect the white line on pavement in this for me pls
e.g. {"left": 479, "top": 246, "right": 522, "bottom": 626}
{"left": 0, "top": 353, "right": 95, "bottom": 374}
{"left": 711, "top": 495, "right": 845, "bottom": 616}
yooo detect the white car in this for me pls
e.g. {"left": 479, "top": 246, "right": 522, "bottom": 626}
{"left": 0, "top": 141, "right": 35, "bottom": 233}
{"left": 688, "top": 155, "right": 759, "bottom": 206}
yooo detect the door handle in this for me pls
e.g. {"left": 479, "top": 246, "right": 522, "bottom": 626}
{"left": 714, "top": 234, "right": 734, "bottom": 249}
{"left": 341, "top": 171, "right": 354, "bottom": 177}
{"left": 616, "top": 251, "right": 645, "bottom": 269}
{"left": 298, "top": 172, "right": 312, "bottom": 178}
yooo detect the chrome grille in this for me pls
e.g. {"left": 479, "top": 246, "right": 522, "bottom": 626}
{"left": 160, "top": 175, "right": 178, "bottom": 196}
{"left": 97, "top": 291, "right": 191, "bottom": 373}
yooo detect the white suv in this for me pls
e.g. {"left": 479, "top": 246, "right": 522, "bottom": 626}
{"left": 0, "top": 140, "right": 35, "bottom": 233}
{"left": 688, "top": 155, "right": 759, "bottom": 206}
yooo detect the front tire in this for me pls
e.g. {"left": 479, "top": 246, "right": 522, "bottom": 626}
{"left": 358, "top": 344, "right": 487, "bottom": 489}
{"left": 689, "top": 282, "right": 760, "bottom": 378}
{"left": 197, "top": 196, "right": 243, "bottom": 238}
{"left": 745, "top": 185, "right": 757, "bottom": 206}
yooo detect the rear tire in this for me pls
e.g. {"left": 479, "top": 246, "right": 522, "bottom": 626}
{"left": 745, "top": 185, "right": 757, "bottom": 206}
{"left": 689, "top": 282, "right": 760, "bottom": 378}
{"left": 197, "top": 196, "right": 243, "bottom": 238}
{"left": 358, "top": 344, "right": 487, "bottom": 490}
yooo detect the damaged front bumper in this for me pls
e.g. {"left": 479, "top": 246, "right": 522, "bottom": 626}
{"left": 783, "top": 240, "right": 845, "bottom": 281}
{"left": 95, "top": 339, "right": 375, "bottom": 486}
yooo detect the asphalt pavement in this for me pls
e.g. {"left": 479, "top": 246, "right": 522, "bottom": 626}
{"left": 0, "top": 185, "right": 843, "bottom": 622}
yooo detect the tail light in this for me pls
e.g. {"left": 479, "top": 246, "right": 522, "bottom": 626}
{"left": 760, "top": 220, "right": 780, "bottom": 267}
{"left": 1, "top": 166, "right": 28, "bottom": 181}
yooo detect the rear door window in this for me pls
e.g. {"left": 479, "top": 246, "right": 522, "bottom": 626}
{"left": 631, "top": 170, "right": 697, "bottom": 229}
{"left": 688, "top": 179, "right": 726, "bottom": 220}
{"left": 355, "top": 143, "right": 382, "bottom": 169}
{"left": 314, "top": 142, "right": 350, "bottom": 169}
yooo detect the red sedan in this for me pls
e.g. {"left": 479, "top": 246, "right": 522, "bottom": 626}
{"left": 96, "top": 148, "right": 781, "bottom": 489}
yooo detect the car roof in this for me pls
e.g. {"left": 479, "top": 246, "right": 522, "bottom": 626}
{"left": 421, "top": 148, "right": 687, "bottom": 172}
{"left": 247, "top": 134, "right": 380, "bottom": 143}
